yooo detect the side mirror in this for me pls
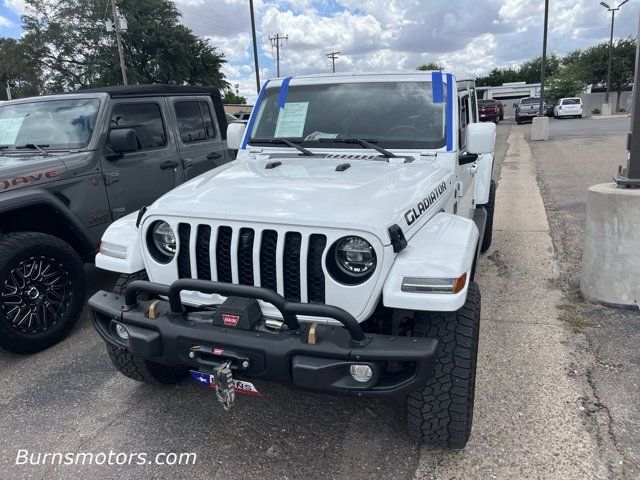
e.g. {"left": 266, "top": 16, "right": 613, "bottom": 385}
{"left": 466, "top": 122, "right": 496, "bottom": 155}
{"left": 227, "top": 122, "right": 247, "bottom": 150}
{"left": 108, "top": 128, "right": 139, "bottom": 154}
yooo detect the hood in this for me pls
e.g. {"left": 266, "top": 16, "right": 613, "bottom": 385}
{"left": 0, "top": 154, "right": 69, "bottom": 193}
{"left": 149, "top": 154, "right": 455, "bottom": 243}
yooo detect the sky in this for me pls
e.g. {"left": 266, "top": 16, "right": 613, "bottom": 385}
{"left": 0, "top": 0, "right": 639, "bottom": 102}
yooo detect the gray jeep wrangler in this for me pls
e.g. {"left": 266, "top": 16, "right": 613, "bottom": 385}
{"left": 0, "top": 85, "right": 231, "bottom": 353}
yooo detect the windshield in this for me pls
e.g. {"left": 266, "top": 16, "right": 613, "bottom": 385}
{"left": 249, "top": 81, "right": 446, "bottom": 149}
{"left": 478, "top": 100, "right": 496, "bottom": 105}
{"left": 0, "top": 98, "right": 100, "bottom": 150}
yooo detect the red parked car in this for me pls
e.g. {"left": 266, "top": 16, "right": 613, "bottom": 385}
{"left": 478, "top": 99, "right": 502, "bottom": 123}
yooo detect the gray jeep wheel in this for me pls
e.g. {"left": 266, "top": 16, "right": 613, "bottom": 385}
{"left": 406, "top": 281, "right": 481, "bottom": 449}
{"left": 0, "top": 232, "right": 85, "bottom": 353}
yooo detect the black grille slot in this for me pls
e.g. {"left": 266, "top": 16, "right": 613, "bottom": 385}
{"left": 307, "top": 234, "right": 327, "bottom": 303}
{"left": 216, "top": 226, "right": 233, "bottom": 283}
{"left": 177, "top": 223, "right": 191, "bottom": 279}
{"left": 195, "top": 225, "right": 212, "bottom": 280}
{"left": 238, "top": 228, "right": 255, "bottom": 286}
{"left": 283, "top": 232, "right": 302, "bottom": 302}
{"left": 260, "top": 230, "right": 278, "bottom": 292}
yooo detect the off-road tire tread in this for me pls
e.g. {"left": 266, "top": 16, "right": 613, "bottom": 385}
{"left": 106, "top": 344, "right": 187, "bottom": 385}
{"left": 113, "top": 271, "right": 149, "bottom": 296}
{"left": 480, "top": 180, "right": 496, "bottom": 252}
{"left": 406, "top": 282, "right": 481, "bottom": 449}
{"left": 0, "top": 232, "right": 85, "bottom": 353}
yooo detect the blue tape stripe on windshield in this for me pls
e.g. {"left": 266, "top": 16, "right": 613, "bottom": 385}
{"left": 241, "top": 79, "right": 270, "bottom": 149}
{"left": 277, "top": 76, "right": 292, "bottom": 109}
{"left": 446, "top": 74, "right": 454, "bottom": 151}
{"left": 432, "top": 71, "right": 443, "bottom": 103}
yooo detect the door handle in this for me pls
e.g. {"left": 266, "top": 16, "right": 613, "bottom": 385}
{"left": 207, "top": 152, "right": 223, "bottom": 160}
{"left": 160, "top": 160, "right": 180, "bottom": 170}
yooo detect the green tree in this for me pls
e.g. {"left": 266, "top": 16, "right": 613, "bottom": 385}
{"left": 475, "top": 67, "right": 521, "bottom": 87}
{"left": 222, "top": 89, "right": 246, "bottom": 104}
{"left": 518, "top": 54, "right": 561, "bottom": 84}
{"left": 21, "top": 0, "right": 228, "bottom": 92}
{"left": 417, "top": 62, "right": 443, "bottom": 71}
{"left": 574, "top": 38, "right": 635, "bottom": 111}
{"left": 0, "top": 37, "right": 42, "bottom": 99}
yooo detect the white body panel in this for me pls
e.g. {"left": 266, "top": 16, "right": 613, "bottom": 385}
{"left": 382, "top": 213, "right": 479, "bottom": 311}
{"left": 554, "top": 98, "right": 583, "bottom": 117}
{"left": 474, "top": 153, "right": 494, "bottom": 205}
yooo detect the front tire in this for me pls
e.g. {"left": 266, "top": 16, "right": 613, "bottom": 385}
{"left": 106, "top": 344, "right": 188, "bottom": 385}
{"left": 480, "top": 180, "right": 496, "bottom": 253}
{"left": 406, "top": 282, "right": 481, "bottom": 449}
{"left": 0, "top": 232, "right": 85, "bottom": 353}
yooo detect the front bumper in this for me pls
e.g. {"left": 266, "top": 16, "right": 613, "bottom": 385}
{"left": 89, "top": 279, "right": 438, "bottom": 397}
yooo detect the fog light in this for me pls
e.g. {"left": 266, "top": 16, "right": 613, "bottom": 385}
{"left": 115, "top": 323, "right": 129, "bottom": 340}
{"left": 350, "top": 364, "right": 373, "bottom": 383}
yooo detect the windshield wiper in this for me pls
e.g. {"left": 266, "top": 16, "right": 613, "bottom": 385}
{"left": 15, "top": 144, "right": 50, "bottom": 157}
{"left": 317, "top": 138, "right": 397, "bottom": 158}
{"left": 251, "top": 138, "right": 314, "bottom": 156}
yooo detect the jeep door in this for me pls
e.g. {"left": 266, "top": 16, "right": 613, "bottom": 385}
{"left": 456, "top": 91, "right": 476, "bottom": 219}
{"left": 169, "top": 96, "right": 229, "bottom": 180}
{"left": 100, "top": 98, "right": 182, "bottom": 220}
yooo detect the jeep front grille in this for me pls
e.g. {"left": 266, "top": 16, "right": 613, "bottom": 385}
{"left": 176, "top": 224, "right": 327, "bottom": 304}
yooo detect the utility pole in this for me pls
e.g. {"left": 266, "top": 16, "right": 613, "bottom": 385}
{"left": 249, "top": 0, "right": 260, "bottom": 94}
{"left": 326, "top": 51, "right": 340, "bottom": 73}
{"left": 601, "top": 1, "right": 630, "bottom": 112}
{"left": 615, "top": 5, "right": 640, "bottom": 186}
{"left": 538, "top": 0, "right": 549, "bottom": 117}
{"left": 269, "top": 34, "right": 288, "bottom": 77}
{"left": 110, "top": 0, "right": 128, "bottom": 85}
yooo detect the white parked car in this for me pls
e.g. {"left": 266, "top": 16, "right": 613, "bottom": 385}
{"left": 89, "top": 71, "right": 497, "bottom": 449}
{"left": 554, "top": 97, "right": 583, "bottom": 118}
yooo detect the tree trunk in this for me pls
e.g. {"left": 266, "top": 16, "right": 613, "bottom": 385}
{"left": 615, "top": 87, "right": 623, "bottom": 112}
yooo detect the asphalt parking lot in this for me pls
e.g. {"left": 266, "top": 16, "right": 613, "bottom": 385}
{"left": 0, "top": 118, "right": 633, "bottom": 479}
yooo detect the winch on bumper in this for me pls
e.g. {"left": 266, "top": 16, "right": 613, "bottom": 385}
{"left": 89, "top": 279, "right": 439, "bottom": 397}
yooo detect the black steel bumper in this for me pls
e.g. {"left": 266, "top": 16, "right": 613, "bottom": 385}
{"left": 89, "top": 279, "right": 438, "bottom": 397}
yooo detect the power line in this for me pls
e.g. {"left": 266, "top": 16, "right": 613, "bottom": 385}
{"left": 326, "top": 51, "right": 340, "bottom": 73}
{"left": 269, "top": 34, "right": 288, "bottom": 77}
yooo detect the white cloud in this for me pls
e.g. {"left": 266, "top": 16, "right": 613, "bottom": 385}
{"left": 0, "top": 15, "right": 13, "bottom": 27}
{"left": 3, "top": 0, "right": 24, "bottom": 15}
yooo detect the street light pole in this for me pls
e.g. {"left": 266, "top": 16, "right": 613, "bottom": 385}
{"left": 539, "top": 0, "right": 549, "bottom": 117}
{"left": 601, "top": 1, "right": 630, "bottom": 108}
{"left": 249, "top": 0, "right": 260, "bottom": 94}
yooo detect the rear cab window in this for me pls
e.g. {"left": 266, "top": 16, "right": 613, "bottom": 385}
{"left": 174, "top": 100, "right": 218, "bottom": 143}
{"left": 109, "top": 103, "right": 166, "bottom": 150}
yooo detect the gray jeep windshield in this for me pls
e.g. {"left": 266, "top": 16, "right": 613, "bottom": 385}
{"left": 249, "top": 81, "right": 446, "bottom": 149}
{"left": 0, "top": 98, "right": 100, "bottom": 150}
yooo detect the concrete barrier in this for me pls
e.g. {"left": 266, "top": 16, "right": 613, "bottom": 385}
{"left": 581, "top": 183, "right": 640, "bottom": 308}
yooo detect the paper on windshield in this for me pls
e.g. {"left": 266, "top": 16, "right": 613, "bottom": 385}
{"left": 274, "top": 102, "right": 308, "bottom": 138}
{"left": 0, "top": 117, "right": 24, "bottom": 145}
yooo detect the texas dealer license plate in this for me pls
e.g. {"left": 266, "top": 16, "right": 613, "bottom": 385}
{"left": 189, "top": 370, "right": 262, "bottom": 396}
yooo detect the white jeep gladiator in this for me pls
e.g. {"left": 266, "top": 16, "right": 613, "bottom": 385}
{"left": 89, "top": 71, "right": 497, "bottom": 449}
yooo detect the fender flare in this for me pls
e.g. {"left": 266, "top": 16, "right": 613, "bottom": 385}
{"left": 95, "top": 211, "right": 145, "bottom": 274}
{"left": 474, "top": 153, "right": 494, "bottom": 205}
{"left": 382, "top": 213, "right": 479, "bottom": 312}
{"left": 0, "top": 188, "right": 97, "bottom": 254}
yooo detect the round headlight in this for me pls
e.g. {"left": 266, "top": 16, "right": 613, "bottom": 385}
{"left": 327, "top": 236, "right": 377, "bottom": 285}
{"left": 147, "top": 221, "right": 176, "bottom": 263}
